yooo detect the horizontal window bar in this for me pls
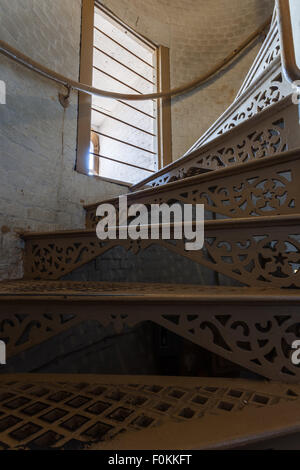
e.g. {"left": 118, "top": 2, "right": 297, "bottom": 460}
{"left": 116, "top": 99, "right": 156, "bottom": 120}
{"left": 91, "top": 129, "right": 156, "bottom": 155}
{"left": 92, "top": 95, "right": 155, "bottom": 120}
{"left": 94, "top": 46, "right": 155, "bottom": 85}
{"left": 90, "top": 152, "right": 155, "bottom": 173}
{"left": 95, "top": 3, "right": 157, "bottom": 53}
{"left": 93, "top": 65, "right": 143, "bottom": 95}
{"left": 92, "top": 107, "right": 156, "bottom": 136}
{"left": 94, "top": 26, "right": 155, "bottom": 69}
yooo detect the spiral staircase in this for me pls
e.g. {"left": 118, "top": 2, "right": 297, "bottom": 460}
{"left": 1, "top": 8, "right": 300, "bottom": 450}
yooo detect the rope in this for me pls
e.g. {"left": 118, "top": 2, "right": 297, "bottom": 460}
{"left": 0, "top": 16, "right": 272, "bottom": 102}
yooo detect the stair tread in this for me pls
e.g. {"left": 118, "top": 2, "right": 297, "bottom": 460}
{"left": 1, "top": 281, "right": 300, "bottom": 302}
{"left": 0, "top": 374, "right": 299, "bottom": 450}
{"left": 21, "top": 214, "right": 300, "bottom": 240}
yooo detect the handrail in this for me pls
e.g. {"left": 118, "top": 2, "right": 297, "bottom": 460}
{"left": 0, "top": 16, "right": 271, "bottom": 102}
{"left": 276, "top": 0, "right": 300, "bottom": 82}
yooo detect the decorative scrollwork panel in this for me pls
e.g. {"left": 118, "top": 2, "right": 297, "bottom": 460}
{"left": 171, "top": 220, "right": 300, "bottom": 289}
{"left": 86, "top": 152, "right": 300, "bottom": 227}
{"left": 140, "top": 100, "right": 299, "bottom": 188}
{"left": 236, "top": 20, "right": 281, "bottom": 99}
{"left": 0, "top": 311, "right": 82, "bottom": 359}
{"left": 156, "top": 305, "right": 300, "bottom": 383}
{"left": 194, "top": 117, "right": 287, "bottom": 170}
{"left": 163, "top": 161, "right": 299, "bottom": 218}
{"left": 1, "top": 298, "right": 299, "bottom": 382}
{"left": 220, "top": 71, "right": 284, "bottom": 135}
{"left": 23, "top": 235, "right": 154, "bottom": 280}
{"left": 186, "top": 61, "right": 292, "bottom": 156}
{"left": 23, "top": 217, "right": 300, "bottom": 289}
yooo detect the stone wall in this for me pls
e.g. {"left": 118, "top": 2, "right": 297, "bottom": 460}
{"left": 0, "top": 0, "right": 126, "bottom": 280}
{"left": 101, "top": 0, "right": 275, "bottom": 159}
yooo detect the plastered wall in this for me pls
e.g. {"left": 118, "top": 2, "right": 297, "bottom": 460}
{"left": 0, "top": 0, "right": 126, "bottom": 280}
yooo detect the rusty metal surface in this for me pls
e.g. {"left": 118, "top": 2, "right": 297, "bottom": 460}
{"left": 0, "top": 374, "right": 299, "bottom": 450}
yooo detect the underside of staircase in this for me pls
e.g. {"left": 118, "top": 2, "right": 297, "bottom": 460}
{"left": 2, "top": 6, "right": 300, "bottom": 449}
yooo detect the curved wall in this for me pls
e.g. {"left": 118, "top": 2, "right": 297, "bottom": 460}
{"left": 102, "top": 0, "right": 274, "bottom": 159}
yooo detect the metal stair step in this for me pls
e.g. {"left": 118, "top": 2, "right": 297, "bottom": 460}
{"left": 0, "top": 374, "right": 299, "bottom": 450}
{"left": 1, "top": 281, "right": 300, "bottom": 383}
{"left": 85, "top": 147, "right": 300, "bottom": 228}
{"left": 132, "top": 92, "right": 297, "bottom": 190}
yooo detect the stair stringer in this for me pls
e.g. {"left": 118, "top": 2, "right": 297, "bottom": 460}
{"left": 22, "top": 216, "right": 300, "bottom": 289}
{"left": 1, "top": 288, "right": 300, "bottom": 382}
{"left": 235, "top": 11, "right": 280, "bottom": 101}
{"left": 184, "top": 58, "right": 292, "bottom": 155}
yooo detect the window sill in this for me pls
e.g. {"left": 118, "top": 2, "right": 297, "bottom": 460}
{"left": 89, "top": 173, "right": 133, "bottom": 189}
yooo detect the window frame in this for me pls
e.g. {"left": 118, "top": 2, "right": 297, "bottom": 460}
{"left": 76, "top": 0, "right": 172, "bottom": 184}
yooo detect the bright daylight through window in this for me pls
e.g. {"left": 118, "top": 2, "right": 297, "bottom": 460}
{"left": 89, "top": 4, "right": 158, "bottom": 184}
